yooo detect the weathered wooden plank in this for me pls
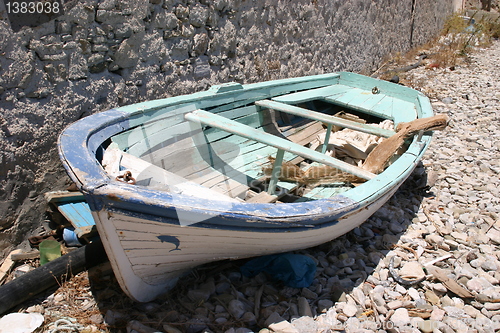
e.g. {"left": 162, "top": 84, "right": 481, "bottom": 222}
{"left": 147, "top": 125, "right": 274, "bottom": 177}
{"left": 286, "top": 121, "right": 325, "bottom": 146}
{"left": 45, "top": 194, "right": 95, "bottom": 238}
{"left": 57, "top": 202, "right": 95, "bottom": 235}
{"left": 10, "top": 251, "right": 40, "bottom": 261}
{"left": 116, "top": 224, "right": 328, "bottom": 250}
{"left": 114, "top": 148, "right": 241, "bottom": 202}
{"left": 194, "top": 147, "right": 276, "bottom": 188}
{"left": 140, "top": 109, "right": 291, "bottom": 174}
{"left": 297, "top": 184, "right": 351, "bottom": 202}
{"left": 322, "top": 124, "right": 333, "bottom": 153}
{"left": 150, "top": 120, "right": 310, "bottom": 197}
{"left": 213, "top": 182, "right": 249, "bottom": 198}
{"left": 256, "top": 100, "right": 395, "bottom": 138}
{"left": 185, "top": 119, "right": 303, "bottom": 172}
{"left": 186, "top": 150, "right": 301, "bottom": 198}
{"left": 115, "top": 104, "right": 261, "bottom": 153}
{"left": 338, "top": 72, "right": 419, "bottom": 103}
{"left": 246, "top": 192, "right": 278, "bottom": 203}
{"left": 192, "top": 143, "right": 299, "bottom": 186}
{"left": 136, "top": 108, "right": 329, "bottom": 197}
{"left": 139, "top": 135, "right": 197, "bottom": 165}
{"left": 175, "top": 135, "right": 297, "bottom": 180}
{"left": 370, "top": 95, "right": 395, "bottom": 118}
{"left": 116, "top": 105, "right": 267, "bottom": 160}
{"left": 113, "top": 113, "right": 185, "bottom": 150}
{"left": 201, "top": 73, "right": 341, "bottom": 114}
{"left": 169, "top": 141, "right": 268, "bottom": 181}
{"left": 185, "top": 110, "right": 376, "bottom": 180}
{"left": 272, "top": 84, "right": 350, "bottom": 104}
{"left": 391, "top": 101, "right": 418, "bottom": 124}
{"left": 124, "top": 121, "right": 193, "bottom": 157}
{"left": 280, "top": 118, "right": 317, "bottom": 136}
{"left": 357, "top": 93, "right": 387, "bottom": 111}
{"left": 267, "top": 149, "right": 285, "bottom": 195}
{"left": 45, "top": 191, "right": 85, "bottom": 203}
{"left": 0, "top": 250, "right": 23, "bottom": 284}
{"left": 200, "top": 111, "right": 271, "bottom": 144}
{"left": 327, "top": 87, "right": 366, "bottom": 106}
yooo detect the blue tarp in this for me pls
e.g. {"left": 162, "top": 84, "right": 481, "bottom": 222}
{"left": 240, "top": 253, "right": 317, "bottom": 288}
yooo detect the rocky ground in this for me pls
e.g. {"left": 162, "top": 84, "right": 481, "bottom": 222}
{"left": 2, "top": 39, "right": 500, "bottom": 333}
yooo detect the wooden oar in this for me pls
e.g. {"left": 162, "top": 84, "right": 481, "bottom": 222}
{"left": 363, "top": 114, "right": 449, "bottom": 174}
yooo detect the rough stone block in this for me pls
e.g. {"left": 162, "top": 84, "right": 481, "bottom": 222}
{"left": 55, "top": 20, "right": 72, "bottom": 34}
{"left": 193, "top": 33, "right": 209, "bottom": 56}
{"left": 68, "top": 52, "right": 88, "bottom": 80}
{"left": 92, "top": 44, "right": 109, "bottom": 52}
{"left": 175, "top": 5, "right": 190, "bottom": 21}
{"left": 153, "top": 11, "right": 169, "bottom": 29}
{"left": 181, "top": 23, "right": 195, "bottom": 38}
{"left": 194, "top": 56, "right": 210, "bottom": 79}
{"left": 169, "top": 39, "right": 191, "bottom": 61}
{"left": 66, "top": 3, "right": 96, "bottom": 26}
{"left": 98, "top": 0, "right": 116, "bottom": 10}
{"left": 189, "top": 5, "right": 209, "bottom": 27}
{"left": 164, "top": 12, "right": 179, "bottom": 30}
{"left": 113, "top": 39, "right": 139, "bottom": 68}
{"left": 114, "top": 24, "right": 133, "bottom": 39}
{"left": 88, "top": 54, "right": 107, "bottom": 73}
{"left": 96, "top": 10, "right": 127, "bottom": 26}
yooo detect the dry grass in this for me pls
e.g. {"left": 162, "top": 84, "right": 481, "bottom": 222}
{"left": 41, "top": 271, "right": 112, "bottom": 332}
{"left": 374, "top": 10, "right": 500, "bottom": 84}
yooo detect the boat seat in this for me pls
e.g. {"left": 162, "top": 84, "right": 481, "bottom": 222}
{"left": 184, "top": 110, "right": 376, "bottom": 181}
{"left": 102, "top": 144, "right": 240, "bottom": 203}
{"left": 271, "top": 84, "right": 418, "bottom": 124}
{"left": 256, "top": 100, "right": 395, "bottom": 138}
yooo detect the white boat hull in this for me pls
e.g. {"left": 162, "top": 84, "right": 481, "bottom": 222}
{"left": 94, "top": 186, "right": 398, "bottom": 302}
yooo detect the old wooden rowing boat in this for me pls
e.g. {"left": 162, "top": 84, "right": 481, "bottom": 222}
{"left": 58, "top": 72, "right": 446, "bottom": 302}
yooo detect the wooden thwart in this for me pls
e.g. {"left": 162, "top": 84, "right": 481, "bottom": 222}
{"left": 256, "top": 99, "right": 396, "bottom": 138}
{"left": 185, "top": 110, "right": 376, "bottom": 181}
{"left": 246, "top": 192, "right": 278, "bottom": 203}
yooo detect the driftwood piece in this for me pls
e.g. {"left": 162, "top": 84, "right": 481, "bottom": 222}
{"left": 426, "top": 265, "right": 474, "bottom": 298}
{"left": 363, "top": 114, "right": 449, "bottom": 174}
{"left": 10, "top": 251, "right": 40, "bottom": 261}
{"left": 0, "top": 250, "right": 23, "bottom": 284}
{"left": 263, "top": 157, "right": 365, "bottom": 186}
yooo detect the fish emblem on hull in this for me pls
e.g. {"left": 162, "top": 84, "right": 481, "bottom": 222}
{"left": 157, "top": 235, "right": 181, "bottom": 252}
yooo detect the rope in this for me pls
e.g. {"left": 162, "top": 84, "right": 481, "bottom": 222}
{"left": 48, "top": 317, "right": 85, "bottom": 333}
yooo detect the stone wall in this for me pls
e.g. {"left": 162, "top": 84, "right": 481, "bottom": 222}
{"left": 0, "top": 0, "right": 455, "bottom": 257}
